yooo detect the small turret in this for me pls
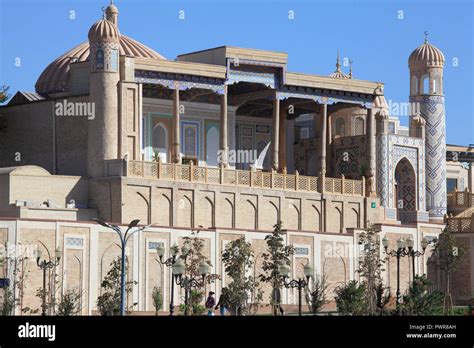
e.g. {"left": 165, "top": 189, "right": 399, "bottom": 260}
{"left": 87, "top": 16, "right": 121, "bottom": 177}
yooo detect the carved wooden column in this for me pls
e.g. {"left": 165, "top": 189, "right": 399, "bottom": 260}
{"left": 468, "top": 162, "right": 473, "bottom": 195}
{"left": 320, "top": 103, "right": 327, "bottom": 175}
{"left": 272, "top": 97, "right": 280, "bottom": 171}
{"left": 326, "top": 109, "right": 332, "bottom": 176}
{"left": 172, "top": 86, "right": 181, "bottom": 164}
{"left": 366, "top": 107, "right": 376, "bottom": 195}
{"left": 219, "top": 85, "right": 228, "bottom": 167}
{"left": 279, "top": 104, "right": 287, "bottom": 173}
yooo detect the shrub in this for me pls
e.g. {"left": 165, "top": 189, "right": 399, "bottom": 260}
{"left": 57, "top": 289, "right": 81, "bottom": 316}
{"left": 335, "top": 280, "right": 367, "bottom": 315}
{"left": 402, "top": 275, "right": 444, "bottom": 315}
{"left": 305, "top": 274, "right": 328, "bottom": 314}
{"left": 151, "top": 287, "right": 163, "bottom": 315}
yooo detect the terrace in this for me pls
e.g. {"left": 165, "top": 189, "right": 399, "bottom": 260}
{"left": 123, "top": 160, "right": 366, "bottom": 196}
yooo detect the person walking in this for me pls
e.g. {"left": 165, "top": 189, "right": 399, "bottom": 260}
{"left": 205, "top": 291, "right": 216, "bottom": 316}
{"left": 215, "top": 287, "right": 229, "bottom": 316}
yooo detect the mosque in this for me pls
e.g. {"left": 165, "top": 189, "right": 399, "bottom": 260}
{"left": 0, "top": 2, "right": 473, "bottom": 314}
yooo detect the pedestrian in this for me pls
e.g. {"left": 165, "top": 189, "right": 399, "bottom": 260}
{"left": 205, "top": 291, "right": 216, "bottom": 316}
{"left": 215, "top": 287, "right": 229, "bottom": 316}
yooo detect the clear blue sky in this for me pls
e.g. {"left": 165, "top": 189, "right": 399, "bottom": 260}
{"left": 1, "top": 0, "right": 472, "bottom": 145}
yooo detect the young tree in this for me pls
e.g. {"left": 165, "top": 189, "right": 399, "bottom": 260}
{"left": 222, "top": 237, "right": 262, "bottom": 315}
{"left": 151, "top": 287, "right": 163, "bottom": 316}
{"left": 97, "top": 257, "right": 136, "bottom": 316}
{"left": 259, "top": 221, "right": 294, "bottom": 316}
{"left": 178, "top": 230, "right": 218, "bottom": 315}
{"left": 1, "top": 243, "right": 30, "bottom": 315}
{"left": 357, "top": 223, "right": 389, "bottom": 315}
{"left": 431, "top": 228, "right": 466, "bottom": 314}
{"left": 0, "top": 287, "right": 15, "bottom": 316}
{"left": 305, "top": 273, "right": 328, "bottom": 315}
{"left": 180, "top": 231, "right": 208, "bottom": 279}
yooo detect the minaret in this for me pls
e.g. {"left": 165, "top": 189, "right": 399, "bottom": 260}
{"left": 408, "top": 33, "right": 446, "bottom": 221}
{"left": 87, "top": 16, "right": 121, "bottom": 177}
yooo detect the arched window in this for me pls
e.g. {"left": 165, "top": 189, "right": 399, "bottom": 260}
{"left": 335, "top": 118, "right": 345, "bottom": 137}
{"left": 354, "top": 117, "right": 364, "bottom": 136}
{"left": 433, "top": 76, "right": 441, "bottom": 94}
{"left": 411, "top": 76, "right": 418, "bottom": 94}
{"left": 95, "top": 48, "right": 104, "bottom": 70}
{"left": 152, "top": 123, "right": 168, "bottom": 162}
{"left": 422, "top": 74, "right": 429, "bottom": 94}
{"left": 206, "top": 126, "right": 219, "bottom": 167}
{"left": 110, "top": 48, "right": 119, "bottom": 71}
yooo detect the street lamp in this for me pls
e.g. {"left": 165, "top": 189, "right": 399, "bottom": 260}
{"left": 405, "top": 236, "right": 429, "bottom": 281}
{"left": 93, "top": 218, "right": 152, "bottom": 316}
{"left": 279, "top": 262, "right": 313, "bottom": 316}
{"left": 156, "top": 243, "right": 179, "bottom": 316}
{"left": 35, "top": 246, "right": 61, "bottom": 316}
{"left": 172, "top": 258, "right": 210, "bottom": 316}
{"left": 382, "top": 236, "right": 409, "bottom": 314}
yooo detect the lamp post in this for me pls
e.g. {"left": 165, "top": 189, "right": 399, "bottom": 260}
{"left": 34, "top": 247, "right": 61, "bottom": 316}
{"left": 171, "top": 258, "right": 210, "bottom": 316}
{"left": 279, "top": 262, "right": 313, "bottom": 316}
{"left": 382, "top": 236, "right": 409, "bottom": 314}
{"left": 93, "top": 218, "right": 152, "bottom": 316}
{"left": 156, "top": 243, "right": 179, "bottom": 316}
{"left": 405, "top": 237, "right": 429, "bottom": 281}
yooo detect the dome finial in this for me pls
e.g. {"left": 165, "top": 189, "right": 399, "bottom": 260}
{"left": 336, "top": 49, "right": 341, "bottom": 71}
{"left": 349, "top": 59, "right": 353, "bottom": 79}
{"left": 328, "top": 50, "right": 349, "bottom": 79}
{"left": 424, "top": 31, "right": 429, "bottom": 43}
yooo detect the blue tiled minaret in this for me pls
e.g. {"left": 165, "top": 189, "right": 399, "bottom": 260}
{"left": 408, "top": 35, "right": 446, "bottom": 221}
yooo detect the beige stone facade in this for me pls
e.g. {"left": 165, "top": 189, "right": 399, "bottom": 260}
{"left": 0, "top": 218, "right": 445, "bottom": 314}
{"left": 0, "top": 2, "right": 472, "bottom": 315}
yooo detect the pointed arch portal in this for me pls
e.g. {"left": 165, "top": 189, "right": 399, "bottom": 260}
{"left": 394, "top": 157, "right": 417, "bottom": 222}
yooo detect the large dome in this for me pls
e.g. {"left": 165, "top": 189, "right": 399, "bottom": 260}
{"left": 408, "top": 39, "right": 445, "bottom": 71}
{"left": 35, "top": 36, "right": 165, "bottom": 95}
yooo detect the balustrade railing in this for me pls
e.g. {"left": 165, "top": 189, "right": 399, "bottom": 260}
{"left": 126, "top": 160, "right": 366, "bottom": 196}
{"left": 447, "top": 215, "right": 474, "bottom": 233}
{"left": 447, "top": 189, "right": 473, "bottom": 209}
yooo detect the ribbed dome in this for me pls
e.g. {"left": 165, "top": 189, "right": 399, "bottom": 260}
{"left": 88, "top": 19, "right": 120, "bottom": 43}
{"left": 408, "top": 40, "right": 445, "bottom": 70}
{"left": 35, "top": 37, "right": 166, "bottom": 95}
{"left": 328, "top": 51, "right": 350, "bottom": 79}
{"left": 329, "top": 70, "right": 349, "bottom": 79}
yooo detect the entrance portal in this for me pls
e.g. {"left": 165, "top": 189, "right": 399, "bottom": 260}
{"left": 394, "top": 157, "right": 416, "bottom": 222}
